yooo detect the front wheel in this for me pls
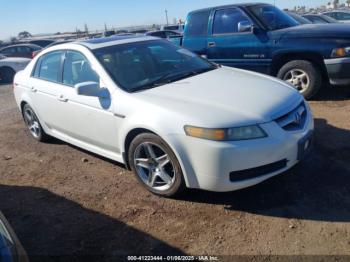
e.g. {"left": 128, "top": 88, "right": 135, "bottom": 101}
{"left": 128, "top": 133, "right": 185, "bottom": 197}
{"left": 277, "top": 60, "right": 322, "bottom": 99}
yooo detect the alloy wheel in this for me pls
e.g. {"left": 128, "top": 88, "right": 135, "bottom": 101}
{"left": 23, "top": 107, "right": 41, "bottom": 139}
{"left": 133, "top": 142, "right": 176, "bottom": 191}
{"left": 283, "top": 69, "right": 310, "bottom": 93}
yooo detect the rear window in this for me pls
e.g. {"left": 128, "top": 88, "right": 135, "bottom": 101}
{"left": 38, "top": 51, "right": 63, "bottom": 82}
{"left": 185, "top": 11, "right": 210, "bottom": 37}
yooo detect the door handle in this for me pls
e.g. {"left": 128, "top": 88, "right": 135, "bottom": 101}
{"left": 208, "top": 42, "right": 216, "bottom": 47}
{"left": 30, "top": 86, "right": 37, "bottom": 93}
{"left": 57, "top": 95, "right": 68, "bottom": 102}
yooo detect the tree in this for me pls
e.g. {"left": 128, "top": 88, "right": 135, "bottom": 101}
{"left": 347, "top": 0, "right": 350, "bottom": 7}
{"left": 17, "top": 31, "right": 31, "bottom": 39}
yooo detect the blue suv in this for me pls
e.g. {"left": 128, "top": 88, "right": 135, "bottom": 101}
{"left": 172, "top": 3, "right": 350, "bottom": 98}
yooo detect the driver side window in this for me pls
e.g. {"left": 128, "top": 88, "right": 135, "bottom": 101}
{"left": 63, "top": 51, "right": 99, "bottom": 86}
{"left": 213, "top": 8, "right": 251, "bottom": 35}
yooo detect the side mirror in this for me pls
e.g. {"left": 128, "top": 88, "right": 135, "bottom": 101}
{"left": 75, "top": 82, "right": 109, "bottom": 99}
{"left": 238, "top": 21, "right": 254, "bottom": 33}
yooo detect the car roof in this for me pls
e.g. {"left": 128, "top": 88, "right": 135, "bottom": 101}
{"left": 78, "top": 35, "right": 158, "bottom": 50}
{"left": 189, "top": 2, "right": 268, "bottom": 14}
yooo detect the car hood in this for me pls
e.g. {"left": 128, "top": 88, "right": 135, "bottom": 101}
{"left": 135, "top": 67, "right": 302, "bottom": 127}
{"left": 272, "top": 23, "right": 350, "bottom": 39}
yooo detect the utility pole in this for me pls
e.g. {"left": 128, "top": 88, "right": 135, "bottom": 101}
{"left": 165, "top": 10, "right": 169, "bottom": 25}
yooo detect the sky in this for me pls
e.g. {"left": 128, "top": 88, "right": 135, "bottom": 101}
{"left": 1, "top": 0, "right": 329, "bottom": 40}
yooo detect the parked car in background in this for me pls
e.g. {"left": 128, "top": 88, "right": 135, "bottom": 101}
{"left": 322, "top": 10, "right": 350, "bottom": 23}
{"left": 27, "top": 39, "right": 56, "bottom": 48}
{"left": 116, "top": 30, "right": 129, "bottom": 34}
{"left": 161, "top": 24, "right": 185, "bottom": 33}
{"left": 32, "top": 40, "right": 73, "bottom": 57}
{"left": 286, "top": 12, "right": 312, "bottom": 24}
{"left": 0, "top": 44, "right": 42, "bottom": 59}
{"left": 103, "top": 30, "right": 116, "bottom": 37}
{"left": 146, "top": 30, "right": 182, "bottom": 39}
{"left": 14, "top": 36, "right": 313, "bottom": 197}
{"left": 171, "top": 3, "right": 350, "bottom": 99}
{"left": 0, "top": 54, "right": 30, "bottom": 83}
{"left": 303, "top": 14, "right": 340, "bottom": 24}
{"left": 0, "top": 211, "right": 28, "bottom": 262}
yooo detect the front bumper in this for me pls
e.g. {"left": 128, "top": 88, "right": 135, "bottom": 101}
{"left": 324, "top": 57, "right": 350, "bottom": 86}
{"left": 165, "top": 112, "right": 314, "bottom": 192}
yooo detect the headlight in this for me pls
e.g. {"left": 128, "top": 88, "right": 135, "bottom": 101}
{"left": 184, "top": 125, "right": 267, "bottom": 141}
{"left": 331, "top": 47, "right": 350, "bottom": 58}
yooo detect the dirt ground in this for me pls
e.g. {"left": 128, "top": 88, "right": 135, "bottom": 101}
{"left": 1, "top": 83, "right": 350, "bottom": 261}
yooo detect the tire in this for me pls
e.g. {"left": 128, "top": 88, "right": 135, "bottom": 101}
{"left": 22, "top": 104, "right": 50, "bottom": 142}
{"left": 128, "top": 133, "right": 186, "bottom": 197}
{"left": 277, "top": 60, "right": 322, "bottom": 99}
{"left": 0, "top": 67, "right": 15, "bottom": 84}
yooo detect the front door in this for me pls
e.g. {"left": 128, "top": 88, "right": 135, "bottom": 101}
{"left": 207, "top": 8, "right": 271, "bottom": 74}
{"left": 58, "top": 50, "right": 119, "bottom": 154}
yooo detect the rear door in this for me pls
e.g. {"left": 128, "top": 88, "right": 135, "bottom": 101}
{"left": 29, "top": 50, "right": 67, "bottom": 130}
{"left": 206, "top": 7, "right": 271, "bottom": 73}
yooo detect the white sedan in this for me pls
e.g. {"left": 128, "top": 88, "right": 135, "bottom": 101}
{"left": 13, "top": 36, "right": 314, "bottom": 197}
{"left": 0, "top": 54, "right": 31, "bottom": 84}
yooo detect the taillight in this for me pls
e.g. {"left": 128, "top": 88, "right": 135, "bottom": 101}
{"left": 32, "top": 52, "right": 35, "bottom": 58}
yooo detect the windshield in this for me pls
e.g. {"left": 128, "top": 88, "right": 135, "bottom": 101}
{"left": 248, "top": 4, "right": 300, "bottom": 30}
{"left": 93, "top": 40, "right": 216, "bottom": 92}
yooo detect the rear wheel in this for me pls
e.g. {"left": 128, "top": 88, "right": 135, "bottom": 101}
{"left": 277, "top": 60, "right": 322, "bottom": 99}
{"left": 128, "top": 133, "right": 185, "bottom": 197}
{"left": 22, "top": 104, "right": 50, "bottom": 142}
{"left": 0, "top": 67, "right": 15, "bottom": 84}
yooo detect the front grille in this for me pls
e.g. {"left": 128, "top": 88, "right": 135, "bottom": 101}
{"left": 275, "top": 102, "right": 307, "bottom": 131}
{"left": 229, "top": 159, "right": 288, "bottom": 182}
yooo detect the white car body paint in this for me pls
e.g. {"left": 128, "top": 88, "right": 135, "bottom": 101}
{"left": 13, "top": 37, "right": 314, "bottom": 192}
